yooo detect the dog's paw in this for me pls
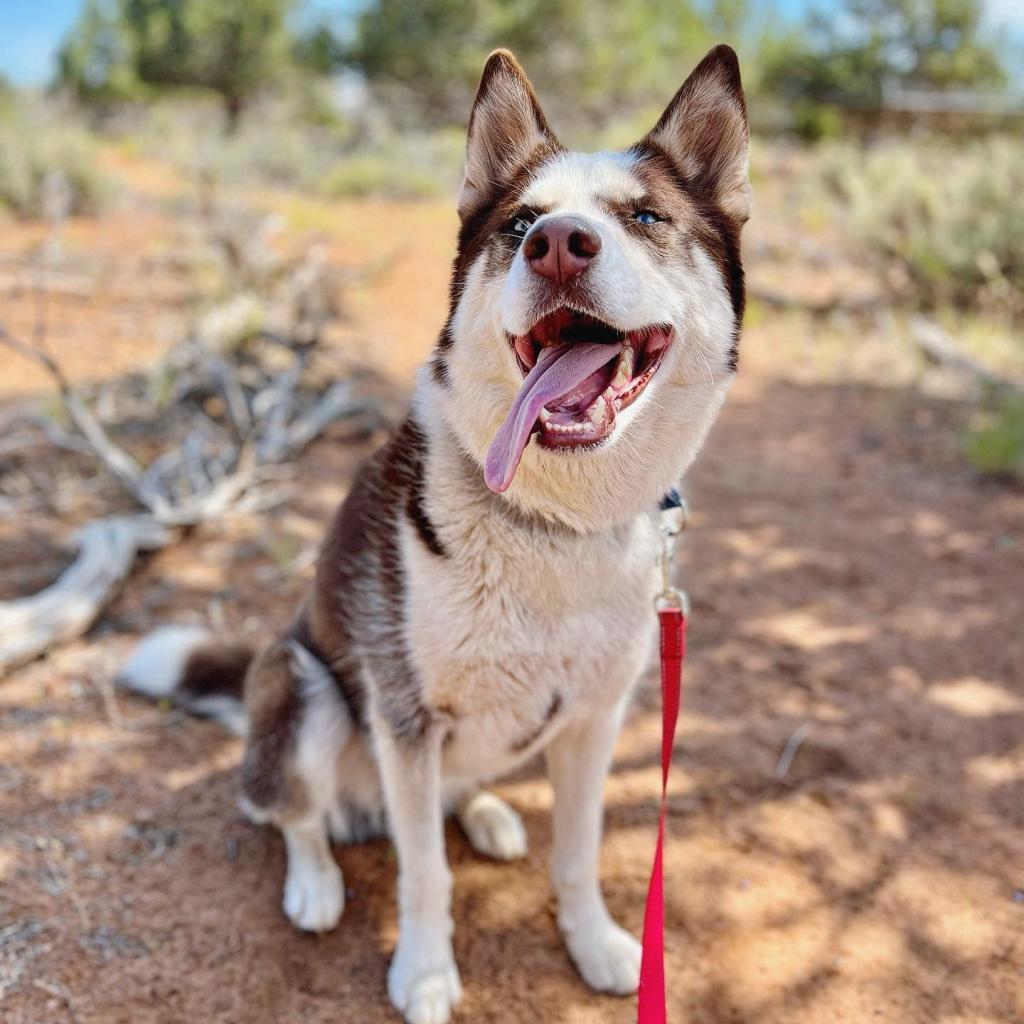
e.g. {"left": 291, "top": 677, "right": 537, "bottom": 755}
{"left": 282, "top": 857, "right": 344, "bottom": 933}
{"left": 457, "top": 790, "right": 527, "bottom": 861}
{"left": 388, "top": 942, "right": 462, "bottom": 1024}
{"left": 565, "top": 920, "right": 642, "bottom": 995}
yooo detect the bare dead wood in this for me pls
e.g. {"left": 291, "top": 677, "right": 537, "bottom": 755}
{"left": 0, "top": 517, "right": 172, "bottom": 675}
{"left": 909, "top": 317, "right": 1023, "bottom": 395}
{"left": 775, "top": 724, "right": 810, "bottom": 780}
{"left": 0, "top": 325, "right": 270, "bottom": 526}
{"left": 258, "top": 379, "right": 377, "bottom": 462}
{"left": 0, "top": 192, "right": 383, "bottom": 667}
{"left": 749, "top": 285, "right": 882, "bottom": 316}
{"left": 0, "top": 324, "right": 172, "bottom": 512}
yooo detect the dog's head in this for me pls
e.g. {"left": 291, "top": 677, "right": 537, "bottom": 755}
{"left": 430, "top": 46, "right": 750, "bottom": 531}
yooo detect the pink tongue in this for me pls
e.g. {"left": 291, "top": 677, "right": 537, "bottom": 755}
{"left": 484, "top": 342, "right": 621, "bottom": 493}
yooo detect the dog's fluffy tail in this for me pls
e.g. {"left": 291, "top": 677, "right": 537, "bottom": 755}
{"left": 117, "top": 626, "right": 253, "bottom": 736}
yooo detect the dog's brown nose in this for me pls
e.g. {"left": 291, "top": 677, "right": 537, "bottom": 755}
{"left": 523, "top": 217, "right": 601, "bottom": 284}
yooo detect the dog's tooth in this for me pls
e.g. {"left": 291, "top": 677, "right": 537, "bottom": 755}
{"left": 610, "top": 347, "right": 633, "bottom": 388}
{"left": 539, "top": 408, "right": 552, "bottom": 424}
{"left": 588, "top": 403, "right": 603, "bottom": 425}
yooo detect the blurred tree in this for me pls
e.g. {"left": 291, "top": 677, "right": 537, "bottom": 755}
{"left": 58, "top": 0, "right": 299, "bottom": 127}
{"left": 763, "top": 0, "right": 1006, "bottom": 121}
{"left": 57, "top": 0, "right": 140, "bottom": 107}
{"left": 293, "top": 19, "right": 348, "bottom": 77}
{"left": 346, "top": 0, "right": 725, "bottom": 128}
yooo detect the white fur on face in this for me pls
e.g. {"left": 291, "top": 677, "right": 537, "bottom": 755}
{"left": 500, "top": 152, "right": 671, "bottom": 336}
{"left": 440, "top": 150, "right": 737, "bottom": 531}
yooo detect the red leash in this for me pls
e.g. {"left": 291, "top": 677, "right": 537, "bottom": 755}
{"left": 638, "top": 495, "right": 688, "bottom": 1024}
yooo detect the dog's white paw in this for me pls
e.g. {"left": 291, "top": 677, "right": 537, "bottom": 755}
{"left": 457, "top": 791, "right": 527, "bottom": 861}
{"left": 282, "top": 857, "right": 344, "bottom": 932}
{"left": 565, "top": 920, "right": 642, "bottom": 995}
{"left": 388, "top": 942, "right": 462, "bottom": 1024}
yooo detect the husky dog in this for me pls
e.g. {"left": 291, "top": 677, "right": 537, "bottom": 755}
{"left": 120, "top": 45, "right": 749, "bottom": 1024}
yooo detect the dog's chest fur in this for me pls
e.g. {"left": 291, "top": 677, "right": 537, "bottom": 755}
{"left": 402, "top": 421, "right": 660, "bottom": 782}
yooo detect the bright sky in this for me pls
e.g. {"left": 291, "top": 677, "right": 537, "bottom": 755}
{"left": 2, "top": 0, "right": 1022, "bottom": 86}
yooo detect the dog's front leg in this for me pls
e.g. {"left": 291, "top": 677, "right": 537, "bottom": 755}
{"left": 374, "top": 717, "right": 461, "bottom": 1024}
{"left": 546, "top": 707, "right": 642, "bottom": 995}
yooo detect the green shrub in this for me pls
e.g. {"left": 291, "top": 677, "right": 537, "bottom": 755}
{"left": 813, "top": 136, "right": 1024, "bottom": 313}
{"left": 320, "top": 130, "right": 464, "bottom": 201}
{"left": 0, "top": 106, "right": 111, "bottom": 217}
{"left": 790, "top": 103, "right": 844, "bottom": 143}
{"left": 125, "top": 93, "right": 348, "bottom": 191}
{"left": 965, "top": 397, "right": 1024, "bottom": 480}
{"left": 321, "top": 156, "right": 442, "bottom": 199}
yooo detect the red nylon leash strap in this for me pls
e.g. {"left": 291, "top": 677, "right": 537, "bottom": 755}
{"left": 637, "top": 604, "right": 686, "bottom": 1024}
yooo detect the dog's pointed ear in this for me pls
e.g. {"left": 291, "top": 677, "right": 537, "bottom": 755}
{"left": 641, "top": 45, "right": 750, "bottom": 223}
{"left": 459, "top": 50, "right": 556, "bottom": 219}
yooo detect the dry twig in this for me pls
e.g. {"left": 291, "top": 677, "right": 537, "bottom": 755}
{"left": 0, "top": 191, "right": 379, "bottom": 670}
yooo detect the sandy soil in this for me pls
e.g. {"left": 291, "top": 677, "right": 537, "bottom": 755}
{"left": 1, "top": 155, "right": 1022, "bottom": 1024}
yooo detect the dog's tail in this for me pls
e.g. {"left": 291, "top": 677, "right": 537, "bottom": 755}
{"left": 117, "top": 626, "right": 253, "bottom": 736}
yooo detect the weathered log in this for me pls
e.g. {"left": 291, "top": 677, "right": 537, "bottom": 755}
{"left": 0, "top": 517, "right": 172, "bottom": 674}
{"left": 909, "top": 316, "right": 1022, "bottom": 395}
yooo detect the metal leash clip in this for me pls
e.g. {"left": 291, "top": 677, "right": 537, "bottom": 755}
{"left": 656, "top": 488, "right": 690, "bottom": 614}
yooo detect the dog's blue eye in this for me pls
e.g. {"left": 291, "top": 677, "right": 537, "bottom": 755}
{"left": 634, "top": 210, "right": 661, "bottom": 225}
{"left": 512, "top": 217, "right": 532, "bottom": 235}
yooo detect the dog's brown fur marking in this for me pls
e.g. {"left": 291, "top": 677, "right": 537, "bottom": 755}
{"left": 305, "top": 417, "right": 436, "bottom": 742}
{"left": 628, "top": 141, "right": 745, "bottom": 370}
{"left": 241, "top": 641, "right": 306, "bottom": 817}
{"left": 441, "top": 141, "right": 563, "bottom": 347}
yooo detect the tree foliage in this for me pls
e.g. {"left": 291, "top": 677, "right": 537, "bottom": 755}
{"left": 58, "top": 0, "right": 298, "bottom": 124}
{"left": 763, "top": 0, "right": 1005, "bottom": 112}
{"left": 346, "top": 0, "right": 736, "bottom": 128}
{"left": 54, "top": 0, "right": 1010, "bottom": 135}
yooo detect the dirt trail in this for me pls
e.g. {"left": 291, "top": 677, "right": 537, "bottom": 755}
{"left": 0, "top": 169, "right": 1022, "bottom": 1024}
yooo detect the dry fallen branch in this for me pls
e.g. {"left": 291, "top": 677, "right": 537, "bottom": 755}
{"left": 0, "top": 325, "right": 259, "bottom": 526}
{"left": 258, "top": 379, "right": 378, "bottom": 462}
{"left": 0, "top": 321, "right": 374, "bottom": 527}
{"left": 0, "top": 325, "right": 153, "bottom": 498}
{"left": 749, "top": 285, "right": 882, "bottom": 317}
{"left": 0, "top": 516, "right": 172, "bottom": 674}
{"left": 774, "top": 724, "right": 810, "bottom": 780}
{"left": 909, "top": 316, "right": 1023, "bottom": 395}
{"left": 0, "top": 193, "right": 382, "bottom": 669}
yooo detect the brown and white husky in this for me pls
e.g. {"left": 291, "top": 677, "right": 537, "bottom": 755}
{"left": 119, "top": 45, "right": 749, "bottom": 1024}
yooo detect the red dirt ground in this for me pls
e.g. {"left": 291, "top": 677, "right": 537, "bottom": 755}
{"left": 0, "top": 155, "right": 1021, "bottom": 1024}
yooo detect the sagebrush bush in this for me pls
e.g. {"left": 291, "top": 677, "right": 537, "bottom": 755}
{"left": 320, "top": 155, "right": 442, "bottom": 199}
{"left": 0, "top": 106, "right": 111, "bottom": 217}
{"left": 320, "top": 130, "right": 463, "bottom": 200}
{"left": 127, "top": 93, "right": 349, "bottom": 192}
{"left": 965, "top": 397, "right": 1024, "bottom": 481}
{"left": 132, "top": 94, "right": 464, "bottom": 201}
{"left": 814, "top": 136, "right": 1024, "bottom": 313}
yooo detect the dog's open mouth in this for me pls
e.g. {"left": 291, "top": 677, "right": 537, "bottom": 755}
{"left": 484, "top": 308, "right": 673, "bottom": 492}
